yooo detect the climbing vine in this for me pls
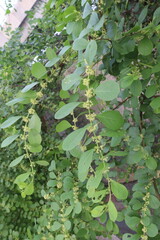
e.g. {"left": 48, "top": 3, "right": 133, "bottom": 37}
{"left": 0, "top": 0, "right": 160, "bottom": 240}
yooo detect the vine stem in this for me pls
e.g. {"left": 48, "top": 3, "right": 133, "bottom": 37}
{"left": 153, "top": 178, "right": 160, "bottom": 200}
{"left": 85, "top": 67, "right": 112, "bottom": 201}
{"left": 23, "top": 112, "right": 34, "bottom": 179}
{"left": 113, "top": 96, "right": 131, "bottom": 110}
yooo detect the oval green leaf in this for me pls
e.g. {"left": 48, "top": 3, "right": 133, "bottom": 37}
{"left": 9, "top": 155, "right": 25, "bottom": 167}
{"left": 111, "top": 180, "right": 128, "bottom": 200}
{"left": 85, "top": 40, "right": 97, "bottom": 65}
{"left": 138, "top": 38, "right": 153, "bottom": 56}
{"left": 31, "top": 62, "right": 47, "bottom": 79}
{"left": 91, "top": 205, "right": 105, "bottom": 218}
{"left": 21, "top": 82, "right": 39, "bottom": 93}
{"left": 0, "top": 116, "right": 21, "bottom": 129}
{"left": 1, "top": 134, "right": 19, "bottom": 148}
{"left": 55, "top": 102, "right": 81, "bottom": 119}
{"left": 97, "top": 110, "right": 124, "bottom": 130}
{"left": 62, "top": 127, "right": 86, "bottom": 151}
{"left": 56, "top": 120, "right": 71, "bottom": 132}
{"left": 108, "top": 201, "right": 118, "bottom": 222}
{"left": 62, "top": 73, "right": 81, "bottom": 91}
{"left": 36, "top": 161, "right": 49, "bottom": 166}
{"left": 95, "top": 80, "right": 120, "bottom": 101}
{"left": 28, "top": 113, "right": 41, "bottom": 133}
{"left": 72, "top": 38, "right": 88, "bottom": 51}
{"left": 78, "top": 149, "right": 94, "bottom": 182}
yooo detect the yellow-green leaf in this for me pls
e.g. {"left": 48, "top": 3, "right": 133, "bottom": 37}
{"left": 108, "top": 201, "right": 117, "bottom": 222}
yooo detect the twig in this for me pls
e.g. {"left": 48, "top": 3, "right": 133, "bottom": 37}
{"left": 153, "top": 178, "right": 160, "bottom": 200}
{"left": 113, "top": 96, "right": 131, "bottom": 110}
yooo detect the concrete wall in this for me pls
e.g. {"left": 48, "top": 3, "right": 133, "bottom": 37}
{"left": 0, "top": 0, "right": 46, "bottom": 47}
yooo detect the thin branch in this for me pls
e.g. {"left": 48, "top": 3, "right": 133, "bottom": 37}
{"left": 113, "top": 96, "right": 131, "bottom": 110}
{"left": 153, "top": 178, "right": 160, "bottom": 200}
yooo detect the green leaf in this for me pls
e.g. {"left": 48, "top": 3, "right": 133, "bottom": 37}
{"left": 107, "top": 21, "right": 117, "bottom": 40}
{"left": 85, "top": 40, "right": 97, "bottom": 65}
{"left": 64, "top": 220, "right": 71, "bottom": 230}
{"left": 70, "top": 146, "right": 82, "bottom": 158}
{"left": 1, "top": 134, "right": 19, "bottom": 148}
{"left": 106, "top": 219, "right": 114, "bottom": 232}
{"left": 108, "top": 201, "right": 117, "bottom": 222}
{"left": 146, "top": 157, "right": 157, "bottom": 170}
{"left": 56, "top": 120, "right": 71, "bottom": 132}
{"left": 149, "top": 195, "right": 160, "bottom": 209}
{"left": 59, "top": 90, "right": 70, "bottom": 99}
{"left": 125, "top": 216, "right": 140, "bottom": 231}
{"left": 150, "top": 97, "right": 160, "bottom": 113}
{"left": 79, "top": 28, "right": 91, "bottom": 38}
{"left": 120, "top": 75, "right": 135, "bottom": 89}
{"left": 62, "top": 127, "right": 86, "bottom": 151}
{"left": 17, "top": 91, "right": 36, "bottom": 104}
{"left": 91, "top": 205, "right": 105, "bottom": 218}
{"left": 127, "top": 150, "right": 143, "bottom": 164}
{"left": 55, "top": 102, "right": 81, "bottom": 119}
{"left": 21, "top": 82, "right": 39, "bottom": 93}
{"left": 23, "top": 181, "right": 34, "bottom": 196}
{"left": 82, "top": 2, "right": 92, "bottom": 19}
{"left": 28, "top": 129, "right": 42, "bottom": 145}
{"left": 55, "top": 235, "right": 64, "bottom": 240}
{"left": 88, "top": 12, "right": 99, "bottom": 28}
{"left": 138, "top": 38, "right": 153, "bottom": 56}
{"left": 51, "top": 221, "right": 61, "bottom": 231}
{"left": 9, "top": 155, "right": 24, "bottom": 167}
{"left": 72, "top": 38, "right": 88, "bottom": 51}
{"left": 101, "top": 129, "right": 125, "bottom": 137}
{"left": 64, "top": 206, "right": 73, "bottom": 216}
{"left": 147, "top": 223, "right": 158, "bottom": 238}
{"left": 122, "top": 234, "right": 140, "bottom": 240}
{"left": 45, "top": 57, "right": 60, "bottom": 67}
{"left": 75, "top": 202, "right": 82, "bottom": 214}
{"left": 152, "top": 63, "right": 160, "bottom": 73}
{"left": 138, "top": 6, "right": 148, "bottom": 24}
{"left": 153, "top": 7, "right": 160, "bottom": 25}
{"left": 29, "top": 144, "right": 42, "bottom": 153}
{"left": 94, "top": 14, "right": 105, "bottom": 31}
{"left": 130, "top": 80, "right": 142, "bottom": 97}
{"left": 28, "top": 113, "right": 41, "bottom": 133}
{"left": 0, "top": 116, "right": 21, "bottom": 129}
{"left": 95, "top": 80, "right": 120, "bottom": 101}
{"left": 58, "top": 46, "right": 70, "bottom": 56}
{"left": 46, "top": 47, "right": 56, "bottom": 60}
{"left": 6, "top": 98, "right": 25, "bottom": 106}
{"left": 51, "top": 202, "right": 60, "bottom": 211}
{"left": 63, "top": 176, "right": 73, "bottom": 191}
{"left": 78, "top": 149, "right": 94, "bottom": 182}
{"left": 62, "top": 73, "right": 81, "bottom": 91}
{"left": 141, "top": 216, "right": 151, "bottom": 227}
{"left": 31, "top": 62, "right": 47, "bottom": 79}
{"left": 35, "top": 161, "right": 49, "bottom": 166}
{"left": 87, "top": 168, "right": 103, "bottom": 195}
{"left": 111, "top": 180, "right": 128, "bottom": 200}
{"left": 81, "top": 0, "right": 87, "bottom": 6}
{"left": 145, "top": 85, "right": 157, "bottom": 98}
{"left": 14, "top": 172, "right": 30, "bottom": 184}
{"left": 107, "top": 151, "right": 128, "bottom": 156}
{"left": 92, "top": 190, "right": 107, "bottom": 203}
{"left": 97, "top": 110, "right": 124, "bottom": 130}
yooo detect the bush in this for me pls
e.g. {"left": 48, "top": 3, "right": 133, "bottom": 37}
{"left": 0, "top": 1, "right": 160, "bottom": 239}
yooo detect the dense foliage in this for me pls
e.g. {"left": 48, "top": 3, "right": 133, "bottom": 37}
{"left": 0, "top": 1, "right": 160, "bottom": 240}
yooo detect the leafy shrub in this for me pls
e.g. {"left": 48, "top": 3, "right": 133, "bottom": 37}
{"left": 0, "top": 1, "right": 160, "bottom": 240}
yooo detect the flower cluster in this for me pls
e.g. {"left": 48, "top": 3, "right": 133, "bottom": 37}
{"left": 86, "top": 113, "right": 96, "bottom": 121}
{"left": 73, "top": 183, "right": 79, "bottom": 204}
{"left": 140, "top": 180, "right": 153, "bottom": 240}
